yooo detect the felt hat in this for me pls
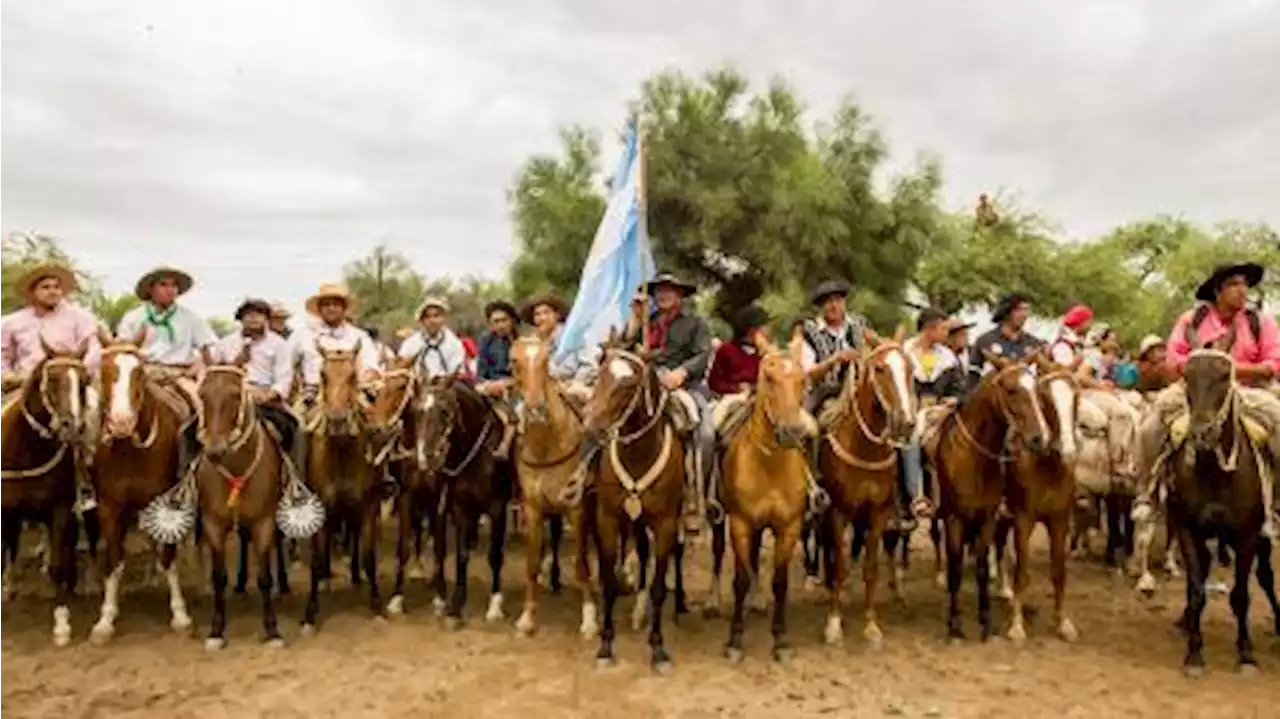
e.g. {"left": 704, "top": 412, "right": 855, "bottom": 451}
{"left": 134, "top": 266, "right": 194, "bottom": 301}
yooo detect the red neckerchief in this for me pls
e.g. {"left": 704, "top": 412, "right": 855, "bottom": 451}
{"left": 649, "top": 308, "right": 680, "bottom": 350}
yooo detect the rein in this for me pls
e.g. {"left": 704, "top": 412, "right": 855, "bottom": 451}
{"left": 366, "top": 368, "right": 416, "bottom": 467}
{"left": 2, "top": 357, "right": 86, "bottom": 481}
{"left": 195, "top": 366, "right": 266, "bottom": 509}
{"left": 1184, "top": 349, "right": 1243, "bottom": 472}
{"left": 596, "top": 349, "right": 676, "bottom": 514}
{"left": 825, "top": 345, "right": 905, "bottom": 471}
{"left": 949, "top": 366, "right": 1023, "bottom": 463}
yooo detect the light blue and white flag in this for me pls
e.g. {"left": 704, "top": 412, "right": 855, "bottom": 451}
{"left": 554, "top": 121, "right": 655, "bottom": 363}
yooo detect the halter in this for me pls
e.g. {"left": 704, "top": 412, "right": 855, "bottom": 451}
{"left": 1036, "top": 368, "right": 1080, "bottom": 457}
{"left": 22, "top": 356, "right": 87, "bottom": 441}
{"left": 366, "top": 367, "right": 417, "bottom": 467}
{"left": 197, "top": 366, "right": 256, "bottom": 453}
{"left": 98, "top": 344, "right": 162, "bottom": 450}
{"left": 950, "top": 364, "right": 1031, "bottom": 463}
{"left": 1184, "top": 348, "right": 1242, "bottom": 472}
{"left": 594, "top": 348, "right": 668, "bottom": 445}
{"left": 747, "top": 348, "right": 806, "bottom": 456}
{"left": 307, "top": 348, "right": 370, "bottom": 436}
{"left": 824, "top": 343, "right": 909, "bottom": 470}
{"left": 413, "top": 381, "right": 494, "bottom": 478}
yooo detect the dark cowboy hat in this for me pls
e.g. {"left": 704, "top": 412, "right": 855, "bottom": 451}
{"left": 916, "top": 307, "right": 950, "bottom": 332}
{"left": 233, "top": 298, "right": 272, "bottom": 321}
{"left": 135, "top": 266, "right": 194, "bottom": 301}
{"left": 809, "top": 279, "right": 850, "bottom": 306}
{"left": 519, "top": 294, "right": 568, "bottom": 324}
{"left": 1195, "top": 262, "right": 1264, "bottom": 303}
{"left": 483, "top": 299, "right": 519, "bottom": 322}
{"left": 991, "top": 293, "right": 1030, "bottom": 323}
{"left": 645, "top": 273, "right": 698, "bottom": 297}
{"left": 731, "top": 305, "right": 773, "bottom": 337}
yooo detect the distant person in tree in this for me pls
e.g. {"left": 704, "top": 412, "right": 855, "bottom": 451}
{"left": 975, "top": 192, "right": 999, "bottom": 227}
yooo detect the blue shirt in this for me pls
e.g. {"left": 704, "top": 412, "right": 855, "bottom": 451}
{"left": 476, "top": 331, "right": 513, "bottom": 381}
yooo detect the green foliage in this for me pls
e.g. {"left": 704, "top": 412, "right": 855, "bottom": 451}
{"left": 87, "top": 293, "right": 141, "bottom": 333}
{"left": 1, "top": 232, "right": 99, "bottom": 314}
{"left": 208, "top": 317, "right": 236, "bottom": 338}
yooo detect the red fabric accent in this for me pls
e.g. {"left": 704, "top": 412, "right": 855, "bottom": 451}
{"left": 648, "top": 310, "right": 679, "bottom": 351}
{"left": 461, "top": 336, "right": 478, "bottom": 359}
{"left": 1062, "top": 305, "right": 1093, "bottom": 329}
{"left": 708, "top": 340, "right": 761, "bottom": 396}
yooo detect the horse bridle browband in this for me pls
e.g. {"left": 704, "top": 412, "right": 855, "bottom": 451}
{"left": 2, "top": 356, "right": 88, "bottom": 481}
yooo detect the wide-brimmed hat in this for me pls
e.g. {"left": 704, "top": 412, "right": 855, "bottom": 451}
{"left": 234, "top": 298, "right": 272, "bottom": 321}
{"left": 269, "top": 302, "right": 291, "bottom": 319}
{"left": 731, "top": 305, "right": 772, "bottom": 337}
{"left": 134, "top": 266, "right": 194, "bottom": 301}
{"left": 520, "top": 294, "right": 568, "bottom": 324}
{"left": 991, "top": 293, "right": 1030, "bottom": 323}
{"left": 305, "top": 283, "right": 359, "bottom": 317}
{"left": 645, "top": 273, "right": 697, "bottom": 297}
{"left": 1195, "top": 262, "right": 1264, "bottom": 303}
{"left": 483, "top": 299, "right": 519, "bottom": 322}
{"left": 946, "top": 319, "right": 975, "bottom": 336}
{"left": 15, "top": 262, "right": 78, "bottom": 304}
{"left": 1137, "top": 334, "right": 1166, "bottom": 359}
{"left": 415, "top": 295, "right": 450, "bottom": 319}
{"left": 809, "top": 280, "right": 850, "bottom": 306}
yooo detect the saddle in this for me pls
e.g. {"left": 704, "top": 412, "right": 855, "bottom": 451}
{"left": 142, "top": 367, "right": 198, "bottom": 421}
{"left": 1169, "top": 412, "right": 1270, "bottom": 450}
{"left": 713, "top": 394, "right": 754, "bottom": 448}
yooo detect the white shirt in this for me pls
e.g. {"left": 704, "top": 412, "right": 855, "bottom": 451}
{"left": 1049, "top": 327, "right": 1084, "bottom": 367}
{"left": 211, "top": 330, "right": 294, "bottom": 399}
{"left": 800, "top": 320, "right": 856, "bottom": 372}
{"left": 117, "top": 303, "right": 216, "bottom": 366}
{"left": 398, "top": 327, "right": 466, "bottom": 378}
{"left": 298, "top": 322, "right": 379, "bottom": 385}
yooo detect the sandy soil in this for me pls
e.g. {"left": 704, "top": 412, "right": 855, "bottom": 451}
{"left": 3, "top": 524, "right": 1278, "bottom": 719}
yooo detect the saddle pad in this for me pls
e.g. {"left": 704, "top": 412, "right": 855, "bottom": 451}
{"left": 1169, "top": 411, "right": 1269, "bottom": 449}
{"left": 715, "top": 396, "right": 754, "bottom": 447}
{"left": 148, "top": 382, "right": 193, "bottom": 421}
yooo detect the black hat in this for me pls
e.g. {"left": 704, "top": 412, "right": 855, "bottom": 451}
{"left": 484, "top": 299, "right": 519, "bottom": 322}
{"left": 234, "top": 298, "right": 272, "bottom": 321}
{"left": 1195, "top": 262, "right": 1264, "bottom": 303}
{"left": 518, "top": 295, "right": 568, "bottom": 324}
{"left": 916, "top": 307, "right": 950, "bottom": 332}
{"left": 809, "top": 280, "right": 850, "bottom": 306}
{"left": 731, "top": 305, "right": 772, "bottom": 337}
{"left": 991, "top": 293, "right": 1030, "bottom": 323}
{"left": 646, "top": 273, "right": 697, "bottom": 297}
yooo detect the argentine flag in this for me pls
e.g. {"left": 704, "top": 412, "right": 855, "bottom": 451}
{"left": 554, "top": 121, "right": 655, "bottom": 364}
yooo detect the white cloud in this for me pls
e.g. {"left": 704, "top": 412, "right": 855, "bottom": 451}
{"left": 3, "top": 0, "right": 1277, "bottom": 317}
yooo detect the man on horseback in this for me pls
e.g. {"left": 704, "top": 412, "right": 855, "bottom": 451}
{"left": 211, "top": 299, "right": 301, "bottom": 473}
{"left": 268, "top": 303, "right": 292, "bottom": 339}
{"left": 524, "top": 293, "right": 596, "bottom": 400}
{"left": 970, "top": 293, "right": 1044, "bottom": 379}
{"left": 118, "top": 266, "right": 217, "bottom": 480}
{"left": 397, "top": 296, "right": 467, "bottom": 379}
{"left": 1136, "top": 262, "right": 1280, "bottom": 536}
{"left": 799, "top": 279, "right": 867, "bottom": 424}
{"left": 300, "top": 283, "right": 381, "bottom": 401}
{"left": 902, "top": 307, "right": 962, "bottom": 519}
{"left": 2, "top": 262, "right": 103, "bottom": 504}
{"left": 1048, "top": 304, "right": 1093, "bottom": 369}
{"left": 1135, "top": 335, "right": 1173, "bottom": 393}
{"left": 473, "top": 299, "right": 519, "bottom": 457}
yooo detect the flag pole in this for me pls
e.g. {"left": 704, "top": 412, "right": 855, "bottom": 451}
{"left": 637, "top": 120, "right": 651, "bottom": 351}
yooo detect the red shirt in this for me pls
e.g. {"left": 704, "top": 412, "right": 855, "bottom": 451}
{"left": 708, "top": 339, "right": 761, "bottom": 396}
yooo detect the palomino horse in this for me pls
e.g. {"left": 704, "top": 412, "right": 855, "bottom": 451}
{"left": 413, "top": 375, "right": 511, "bottom": 628}
{"left": 583, "top": 345, "right": 685, "bottom": 671}
{"left": 817, "top": 329, "right": 917, "bottom": 647}
{"left": 301, "top": 341, "right": 384, "bottom": 629}
{"left": 930, "top": 354, "right": 1048, "bottom": 642}
{"left": 998, "top": 358, "right": 1081, "bottom": 645}
{"left": 194, "top": 348, "right": 286, "bottom": 648}
{"left": 366, "top": 357, "right": 422, "bottom": 616}
{"left": 88, "top": 330, "right": 194, "bottom": 643}
{"left": 509, "top": 335, "right": 598, "bottom": 638}
{"left": 1170, "top": 346, "right": 1272, "bottom": 675}
{"left": 714, "top": 336, "right": 810, "bottom": 662}
{"left": 1, "top": 336, "right": 92, "bottom": 646}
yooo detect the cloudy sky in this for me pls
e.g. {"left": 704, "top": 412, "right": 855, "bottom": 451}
{"left": 3, "top": 0, "right": 1278, "bottom": 318}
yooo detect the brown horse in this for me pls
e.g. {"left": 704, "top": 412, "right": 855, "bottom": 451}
{"left": 509, "top": 335, "right": 598, "bottom": 638}
{"left": 1171, "top": 347, "right": 1270, "bottom": 675}
{"left": 301, "top": 341, "right": 384, "bottom": 629}
{"left": 88, "top": 329, "right": 193, "bottom": 643}
{"left": 583, "top": 345, "right": 685, "bottom": 671}
{"left": 1, "top": 335, "right": 92, "bottom": 646}
{"left": 412, "top": 375, "right": 511, "bottom": 628}
{"left": 713, "top": 336, "right": 810, "bottom": 662}
{"left": 194, "top": 349, "right": 286, "bottom": 649}
{"left": 817, "top": 329, "right": 917, "bottom": 647}
{"left": 999, "top": 359, "right": 1081, "bottom": 645}
{"left": 930, "top": 354, "right": 1048, "bottom": 642}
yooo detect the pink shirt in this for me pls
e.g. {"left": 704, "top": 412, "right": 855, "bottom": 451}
{"left": 1, "top": 302, "right": 102, "bottom": 375}
{"left": 1166, "top": 306, "right": 1280, "bottom": 374}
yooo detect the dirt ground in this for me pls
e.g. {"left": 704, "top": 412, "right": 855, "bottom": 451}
{"left": 3, "top": 524, "right": 1278, "bottom": 719}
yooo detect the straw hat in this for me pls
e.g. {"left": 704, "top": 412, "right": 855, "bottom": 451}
{"left": 415, "top": 295, "right": 450, "bottom": 319}
{"left": 134, "top": 266, "right": 194, "bottom": 301}
{"left": 1138, "top": 334, "right": 1166, "bottom": 359}
{"left": 269, "top": 302, "right": 291, "bottom": 319}
{"left": 305, "top": 283, "right": 359, "bottom": 317}
{"left": 519, "top": 294, "right": 568, "bottom": 324}
{"left": 15, "top": 262, "right": 78, "bottom": 304}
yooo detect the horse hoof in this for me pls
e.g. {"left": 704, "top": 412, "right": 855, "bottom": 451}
{"left": 371, "top": 614, "right": 388, "bottom": 625}
{"left": 725, "top": 646, "right": 745, "bottom": 664}
{"left": 702, "top": 604, "right": 722, "bottom": 619}
{"left": 299, "top": 623, "right": 316, "bottom": 637}
{"left": 263, "top": 637, "right": 286, "bottom": 649}
{"left": 432, "top": 597, "right": 447, "bottom": 617}
{"left": 595, "top": 656, "right": 617, "bottom": 670}
{"left": 1008, "top": 625, "right": 1027, "bottom": 647}
{"left": 515, "top": 612, "right": 537, "bottom": 636}
{"left": 823, "top": 618, "right": 844, "bottom": 646}
{"left": 804, "top": 575, "right": 821, "bottom": 591}
{"left": 935, "top": 573, "right": 946, "bottom": 590}
{"left": 579, "top": 604, "right": 599, "bottom": 639}
{"left": 205, "top": 637, "right": 228, "bottom": 652}
{"left": 89, "top": 623, "right": 115, "bottom": 645}
{"left": 1058, "top": 618, "right": 1079, "bottom": 643}
{"left": 52, "top": 632, "right": 72, "bottom": 648}
{"left": 484, "top": 595, "right": 506, "bottom": 623}
{"left": 1238, "top": 662, "right": 1259, "bottom": 677}
{"left": 652, "top": 657, "right": 674, "bottom": 675}
{"left": 386, "top": 596, "right": 404, "bottom": 616}
{"left": 773, "top": 645, "right": 795, "bottom": 664}
{"left": 863, "top": 624, "right": 884, "bottom": 648}
{"left": 170, "top": 614, "right": 193, "bottom": 633}
{"left": 1183, "top": 664, "right": 1204, "bottom": 679}
{"left": 443, "top": 615, "right": 464, "bottom": 632}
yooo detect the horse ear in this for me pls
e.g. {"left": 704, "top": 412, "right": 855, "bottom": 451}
{"left": 788, "top": 334, "right": 804, "bottom": 365}
{"left": 982, "top": 348, "right": 1011, "bottom": 370}
{"left": 97, "top": 325, "right": 114, "bottom": 349}
{"left": 892, "top": 324, "right": 907, "bottom": 344}
{"left": 200, "top": 345, "right": 215, "bottom": 368}
{"left": 38, "top": 332, "right": 56, "bottom": 358}
{"left": 235, "top": 345, "right": 251, "bottom": 368}
{"left": 862, "top": 327, "right": 881, "bottom": 347}
{"left": 74, "top": 335, "right": 91, "bottom": 360}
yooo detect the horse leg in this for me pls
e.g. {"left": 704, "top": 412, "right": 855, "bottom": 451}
{"left": 647, "top": 520, "right": 677, "bottom": 673}
{"left": 976, "top": 517, "right": 998, "bottom": 641}
{"left": 931, "top": 517, "right": 945, "bottom": 589}
{"left": 349, "top": 520, "right": 362, "bottom": 587}
{"left": 250, "top": 518, "right": 283, "bottom": 645}
{"left": 771, "top": 520, "right": 801, "bottom": 663}
{"left": 484, "top": 497, "right": 508, "bottom": 623}
{"left": 301, "top": 525, "right": 328, "bottom": 634}
{"left": 81, "top": 507, "right": 101, "bottom": 593}
{"left": 275, "top": 529, "right": 290, "bottom": 596}
{"left": 1049, "top": 514, "right": 1078, "bottom": 642}
{"left": 824, "top": 509, "right": 848, "bottom": 645}
{"left": 883, "top": 530, "right": 906, "bottom": 606}
{"left": 89, "top": 502, "right": 126, "bottom": 644}
{"left": 444, "top": 515, "right": 470, "bottom": 629}
{"left": 49, "top": 507, "right": 75, "bottom": 648}
{"left": 573, "top": 504, "right": 599, "bottom": 639}
{"left": 234, "top": 525, "right": 251, "bottom": 594}
{"left": 1230, "top": 534, "right": 1258, "bottom": 672}
{"left": 1179, "top": 525, "right": 1211, "bottom": 676}
{"left": 1134, "top": 509, "right": 1159, "bottom": 595}
{"left": 945, "top": 515, "right": 967, "bottom": 642}
{"left": 1, "top": 509, "right": 20, "bottom": 602}
{"left": 546, "top": 514, "right": 564, "bottom": 595}
{"left": 204, "top": 516, "right": 231, "bottom": 650}
{"left": 157, "top": 541, "right": 193, "bottom": 634}
{"left": 1254, "top": 538, "right": 1280, "bottom": 636}
{"left": 704, "top": 519, "right": 726, "bottom": 618}
{"left": 630, "top": 527, "right": 651, "bottom": 630}
{"left": 724, "top": 515, "right": 755, "bottom": 662}
{"left": 429, "top": 495, "right": 449, "bottom": 616}
{"left": 594, "top": 512, "right": 621, "bottom": 667}
{"left": 1007, "top": 513, "right": 1033, "bottom": 646}
{"left": 993, "top": 517, "right": 1013, "bottom": 601}
{"left": 388, "top": 492, "right": 412, "bottom": 615}
{"left": 362, "top": 499, "right": 384, "bottom": 621}
{"left": 862, "top": 509, "right": 889, "bottom": 648}
{"left": 802, "top": 519, "right": 821, "bottom": 589}
{"left": 673, "top": 536, "right": 689, "bottom": 618}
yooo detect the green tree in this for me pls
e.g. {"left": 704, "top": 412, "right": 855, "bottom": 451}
{"left": 342, "top": 243, "right": 426, "bottom": 336}
{"left": 208, "top": 317, "right": 236, "bottom": 337}
{"left": 87, "top": 293, "right": 142, "bottom": 333}
{"left": 1, "top": 232, "right": 100, "bottom": 313}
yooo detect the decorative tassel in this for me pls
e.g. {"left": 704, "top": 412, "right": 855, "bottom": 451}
{"left": 227, "top": 476, "right": 246, "bottom": 509}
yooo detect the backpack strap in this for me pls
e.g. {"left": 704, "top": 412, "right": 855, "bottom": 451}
{"left": 1186, "top": 303, "right": 1262, "bottom": 351}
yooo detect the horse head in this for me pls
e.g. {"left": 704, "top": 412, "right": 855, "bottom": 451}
{"left": 982, "top": 351, "right": 1049, "bottom": 455}
{"left": 367, "top": 357, "right": 416, "bottom": 449}
{"left": 198, "top": 347, "right": 251, "bottom": 459}
{"left": 314, "top": 339, "right": 364, "bottom": 438}
{"left": 99, "top": 326, "right": 149, "bottom": 440}
{"left": 413, "top": 375, "right": 460, "bottom": 474}
{"left": 757, "top": 335, "right": 809, "bottom": 448}
{"left": 511, "top": 335, "right": 551, "bottom": 424}
{"left": 857, "top": 326, "right": 917, "bottom": 445}
{"left": 584, "top": 346, "right": 651, "bottom": 443}
{"left": 30, "top": 333, "right": 93, "bottom": 445}
{"left": 1031, "top": 351, "right": 1081, "bottom": 464}
{"left": 1184, "top": 349, "right": 1235, "bottom": 452}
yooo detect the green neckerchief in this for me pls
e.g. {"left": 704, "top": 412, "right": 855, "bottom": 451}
{"left": 145, "top": 302, "right": 178, "bottom": 343}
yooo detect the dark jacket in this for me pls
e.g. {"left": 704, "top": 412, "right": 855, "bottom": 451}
{"left": 476, "top": 331, "right": 513, "bottom": 381}
{"left": 624, "top": 306, "right": 712, "bottom": 381}
{"left": 969, "top": 327, "right": 1043, "bottom": 379}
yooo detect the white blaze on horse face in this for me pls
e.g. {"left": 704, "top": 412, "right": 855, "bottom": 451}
{"left": 1048, "top": 377, "right": 1077, "bottom": 458}
{"left": 883, "top": 350, "right": 915, "bottom": 415}
{"left": 609, "top": 358, "right": 635, "bottom": 380}
{"left": 1018, "top": 370, "right": 1051, "bottom": 442}
{"left": 108, "top": 354, "right": 141, "bottom": 425}
{"left": 523, "top": 342, "right": 541, "bottom": 362}
{"left": 422, "top": 393, "right": 436, "bottom": 412}
{"left": 66, "top": 365, "right": 82, "bottom": 424}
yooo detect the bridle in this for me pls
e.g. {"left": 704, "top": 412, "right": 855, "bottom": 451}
{"left": 1036, "top": 368, "right": 1080, "bottom": 458}
{"left": 307, "top": 351, "right": 370, "bottom": 437}
{"left": 2, "top": 356, "right": 88, "bottom": 480}
{"left": 825, "top": 343, "right": 911, "bottom": 470}
{"left": 366, "top": 367, "right": 417, "bottom": 467}
{"left": 195, "top": 365, "right": 266, "bottom": 504}
{"left": 592, "top": 348, "right": 668, "bottom": 445}
{"left": 749, "top": 349, "right": 807, "bottom": 455}
{"left": 950, "top": 364, "right": 1035, "bottom": 462}
{"left": 414, "top": 380, "right": 494, "bottom": 478}
{"left": 1184, "top": 348, "right": 1242, "bottom": 472}
{"left": 99, "top": 345, "right": 161, "bottom": 450}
